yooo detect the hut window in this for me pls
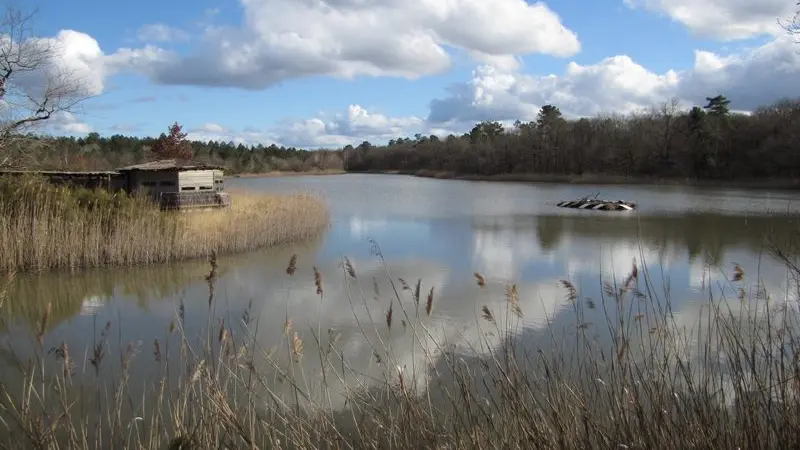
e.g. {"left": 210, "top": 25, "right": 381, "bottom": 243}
{"left": 141, "top": 181, "right": 156, "bottom": 187}
{"left": 159, "top": 181, "right": 176, "bottom": 187}
{"left": 181, "top": 186, "right": 196, "bottom": 191}
{"left": 199, "top": 186, "right": 212, "bottom": 190}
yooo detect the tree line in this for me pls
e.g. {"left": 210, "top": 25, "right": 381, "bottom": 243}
{"left": 4, "top": 95, "right": 800, "bottom": 180}
{"left": 343, "top": 96, "right": 800, "bottom": 180}
{"left": 3, "top": 121, "right": 344, "bottom": 174}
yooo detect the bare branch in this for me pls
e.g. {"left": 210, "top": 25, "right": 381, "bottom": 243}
{"left": 0, "top": 6, "right": 95, "bottom": 169}
{"left": 778, "top": 1, "right": 800, "bottom": 42}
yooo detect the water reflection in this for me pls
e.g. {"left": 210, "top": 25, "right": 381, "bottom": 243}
{"left": 470, "top": 216, "right": 542, "bottom": 281}
{"left": 534, "top": 213, "right": 795, "bottom": 263}
{"left": 2, "top": 175, "right": 800, "bottom": 429}
{"left": 3, "top": 263, "right": 206, "bottom": 335}
{"left": 2, "top": 212, "right": 797, "bottom": 364}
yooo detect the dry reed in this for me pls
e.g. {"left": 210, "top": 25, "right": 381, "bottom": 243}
{"left": 0, "top": 176, "right": 329, "bottom": 272}
{"left": 0, "top": 242, "right": 800, "bottom": 449}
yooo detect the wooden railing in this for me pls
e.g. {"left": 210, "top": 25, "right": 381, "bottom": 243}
{"left": 158, "top": 191, "right": 231, "bottom": 210}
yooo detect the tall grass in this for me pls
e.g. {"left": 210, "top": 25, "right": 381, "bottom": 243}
{"left": 0, "top": 244, "right": 800, "bottom": 449}
{"left": 0, "top": 176, "right": 329, "bottom": 272}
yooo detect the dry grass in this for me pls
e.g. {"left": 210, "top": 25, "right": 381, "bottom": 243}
{"left": 1, "top": 243, "right": 800, "bottom": 449}
{"left": 0, "top": 176, "right": 329, "bottom": 272}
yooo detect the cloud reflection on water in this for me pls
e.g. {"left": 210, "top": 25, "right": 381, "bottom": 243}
{"left": 1, "top": 189, "right": 799, "bottom": 414}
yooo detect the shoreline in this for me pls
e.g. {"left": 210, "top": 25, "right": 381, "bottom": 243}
{"left": 227, "top": 169, "right": 345, "bottom": 179}
{"left": 353, "top": 169, "right": 800, "bottom": 190}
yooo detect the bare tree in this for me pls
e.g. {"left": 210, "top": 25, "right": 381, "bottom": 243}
{"left": 0, "top": 6, "right": 93, "bottom": 168}
{"left": 779, "top": 1, "right": 800, "bottom": 41}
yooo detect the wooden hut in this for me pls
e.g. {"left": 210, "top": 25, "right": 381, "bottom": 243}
{"left": 0, "top": 169, "right": 123, "bottom": 190}
{"left": 116, "top": 160, "right": 230, "bottom": 210}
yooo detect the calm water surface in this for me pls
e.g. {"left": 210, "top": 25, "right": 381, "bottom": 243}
{"left": 3, "top": 174, "right": 800, "bottom": 407}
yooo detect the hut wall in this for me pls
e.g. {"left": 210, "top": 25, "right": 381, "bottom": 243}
{"left": 127, "top": 171, "right": 180, "bottom": 198}
{"left": 213, "top": 170, "right": 224, "bottom": 192}
{"left": 177, "top": 170, "right": 215, "bottom": 192}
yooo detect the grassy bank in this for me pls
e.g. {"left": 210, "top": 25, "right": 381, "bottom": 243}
{"left": 0, "top": 176, "right": 329, "bottom": 272}
{"left": 362, "top": 169, "right": 800, "bottom": 190}
{"left": 229, "top": 169, "right": 346, "bottom": 179}
{"left": 1, "top": 245, "right": 800, "bottom": 449}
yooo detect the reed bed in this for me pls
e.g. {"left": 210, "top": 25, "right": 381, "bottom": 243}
{"left": 0, "top": 243, "right": 800, "bottom": 449}
{"left": 0, "top": 176, "right": 329, "bottom": 272}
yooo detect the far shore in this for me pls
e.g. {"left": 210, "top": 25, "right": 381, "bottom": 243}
{"left": 227, "top": 169, "right": 345, "bottom": 179}
{"left": 353, "top": 169, "right": 800, "bottom": 190}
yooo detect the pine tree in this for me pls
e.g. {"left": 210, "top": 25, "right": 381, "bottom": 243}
{"left": 152, "top": 122, "right": 194, "bottom": 160}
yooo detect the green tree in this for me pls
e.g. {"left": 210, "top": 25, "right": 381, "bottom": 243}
{"left": 469, "top": 121, "right": 504, "bottom": 143}
{"left": 536, "top": 105, "right": 563, "bottom": 128}
{"left": 536, "top": 105, "right": 566, "bottom": 172}
{"left": 704, "top": 95, "right": 731, "bottom": 117}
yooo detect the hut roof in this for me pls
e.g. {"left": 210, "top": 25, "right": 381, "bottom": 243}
{"left": 0, "top": 169, "right": 119, "bottom": 176}
{"left": 116, "top": 159, "right": 224, "bottom": 172}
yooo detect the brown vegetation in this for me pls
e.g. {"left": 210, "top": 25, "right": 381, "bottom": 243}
{"left": 0, "top": 176, "right": 329, "bottom": 271}
{"left": 0, "top": 243, "right": 799, "bottom": 449}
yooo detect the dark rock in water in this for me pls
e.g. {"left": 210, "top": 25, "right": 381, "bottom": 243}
{"left": 556, "top": 198, "right": 636, "bottom": 211}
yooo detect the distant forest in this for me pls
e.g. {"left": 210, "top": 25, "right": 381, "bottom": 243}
{"left": 3, "top": 95, "right": 799, "bottom": 180}
{"left": 344, "top": 96, "right": 800, "bottom": 180}
{"left": 2, "top": 122, "right": 344, "bottom": 174}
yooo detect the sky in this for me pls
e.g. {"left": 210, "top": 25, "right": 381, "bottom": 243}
{"left": 8, "top": 0, "right": 800, "bottom": 149}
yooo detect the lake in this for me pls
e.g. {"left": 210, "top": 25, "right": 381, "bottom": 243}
{"left": 3, "top": 173, "right": 800, "bottom": 410}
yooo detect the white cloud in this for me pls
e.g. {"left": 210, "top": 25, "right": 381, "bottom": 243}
{"left": 275, "top": 105, "right": 425, "bottom": 148}
{"left": 191, "top": 122, "right": 228, "bottom": 134}
{"left": 272, "top": 34, "right": 800, "bottom": 147}
{"left": 428, "top": 57, "right": 680, "bottom": 125}
{"left": 678, "top": 37, "right": 800, "bottom": 110}
{"left": 184, "top": 126, "right": 275, "bottom": 145}
{"left": 626, "top": 0, "right": 793, "bottom": 40}
{"left": 57, "top": 121, "right": 92, "bottom": 134}
{"left": 426, "top": 34, "right": 800, "bottom": 126}
{"left": 110, "top": 0, "right": 580, "bottom": 89}
{"left": 136, "top": 24, "right": 190, "bottom": 43}
{"left": 49, "top": 30, "right": 110, "bottom": 96}
{"left": 469, "top": 51, "right": 523, "bottom": 73}
{"left": 0, "top": 27, "right": 119, "bottom": 139}
{"left": 105, "top": 45, "right": 174, "bottom": 77}
{"left": 49, "top": 111, "right": 93, "bottom": 134}
{"left": 1, "top": 30, "right": 108, "bottom": 117}
{"left": 181, "top": 30, "right": 800, "bottom": 149}
{"left": 21, "top": 2, "right": 793, "bottom": 150}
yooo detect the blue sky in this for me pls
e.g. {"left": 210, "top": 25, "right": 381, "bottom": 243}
{"left": 11, "top": 0, "right": 800, "bottom": 148}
